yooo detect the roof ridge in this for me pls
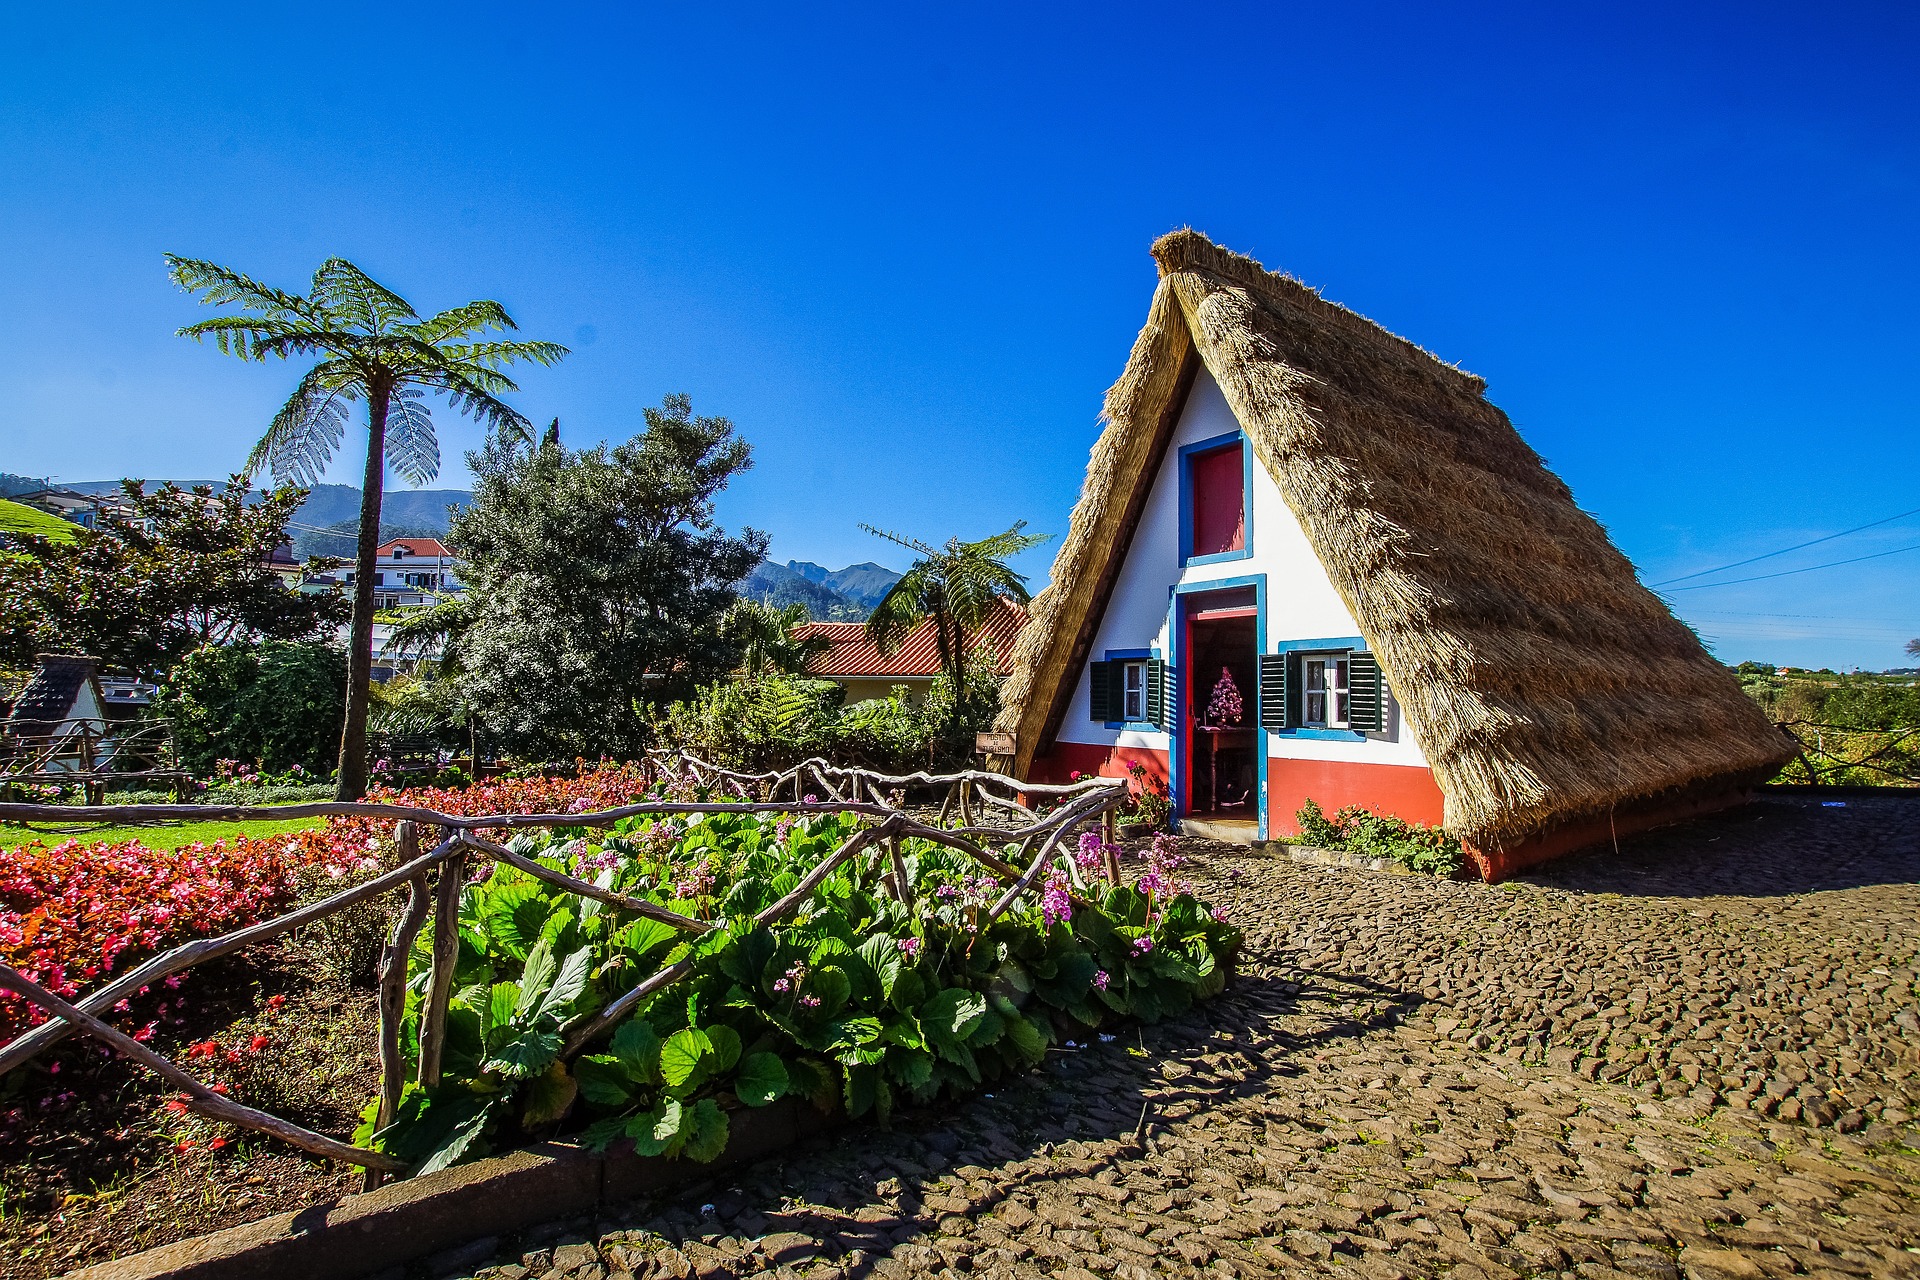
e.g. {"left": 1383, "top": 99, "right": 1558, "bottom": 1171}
{"left": 1150, "top": 228, "right": 1488, "bottom": 394}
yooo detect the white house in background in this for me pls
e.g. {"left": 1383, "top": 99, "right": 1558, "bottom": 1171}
{"left": 317, "top": 537, "right": 464, "bottom": 609}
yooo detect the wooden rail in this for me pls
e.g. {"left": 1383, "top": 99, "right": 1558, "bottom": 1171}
{"left": 0, "top": 754, "right": 1128, "bottom": 1182}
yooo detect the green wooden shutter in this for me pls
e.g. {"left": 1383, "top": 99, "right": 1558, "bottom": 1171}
{"left": 1088, "top": 661, "right": 1114, "bottom": 722}
{"left": 1348, "top": 651, "right": 1384, "bottom": 732}
{"left": 1258, "top": 653, "right": 1288, "bottom": 730}
{"left": 1149, "top": 659, "right": 1175, "bottom": 732}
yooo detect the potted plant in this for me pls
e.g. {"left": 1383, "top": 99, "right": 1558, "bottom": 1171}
{"left": 1120, "top": 760, "right": 1172, "bottom": 837}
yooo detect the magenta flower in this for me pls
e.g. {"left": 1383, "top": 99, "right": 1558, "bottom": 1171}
{"left": 1093, "top": 970, "right": 1110, "bottom": 991}
{"left": 1040, "top": 870, "right": 1072, "bottom": 929}
{"left": 1130, "top": 935, "right": 1154, "bottom": 957}
{"left": 897, "top": 937, "right": 921, "bottom": 959}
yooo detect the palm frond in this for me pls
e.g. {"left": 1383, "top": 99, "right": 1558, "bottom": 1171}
{"left": 165, "top": 255, "right": 311, "bottom": 317}
{"left": 428, "top": 367, "right": 534, "bottom": 444}
{"left": 310, "top": 258, "right": 417, "bottom": 333}
{"left": 433, "top": 339, "right": 570, "bottom": 370}
{"left": 858, "top": 523, "right": 937, "bottom": 558}
{"left": 382, "top": 386, "right": 441, "bottom": 486}
{"left": 246, "top": 364, "right": 355, "bottom": 486}
{"left": 406, "top": 300, "right": 517, "bottom": 343}
{"left": 864, "top": 563, "right": 935, "bottom": 655}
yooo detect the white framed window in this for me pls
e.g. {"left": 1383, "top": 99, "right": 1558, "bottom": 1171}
{"left": 1302, "top": 654, "right": 1351, "bottom": 729}
{"left": 1121, "top": 660, "right": 1147, "bottom": 722}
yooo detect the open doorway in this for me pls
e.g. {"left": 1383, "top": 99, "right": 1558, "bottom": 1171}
{"left": 1182, "top": 588, "right": 1257, "bottom": 821}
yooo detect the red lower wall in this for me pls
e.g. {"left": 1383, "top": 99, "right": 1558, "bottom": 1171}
{"left": 1028, "top": 741, "right": 1169, "bottom": 790}
{"left": 1264, "top": 758, "right": 1446, "bottom": 836}
{"left": 1026, "top": 743, "right": 1445, "bottom": 835}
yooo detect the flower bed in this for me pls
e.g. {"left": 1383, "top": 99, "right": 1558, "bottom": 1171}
{"left": 0, "top": 764, "right": 661, "bottom": 1046}
{"left": 361, "top": 815, "right": 1238, "bottom": 1173}
{"left": 0, "top": 830, "right": 363, "bottom": 1041}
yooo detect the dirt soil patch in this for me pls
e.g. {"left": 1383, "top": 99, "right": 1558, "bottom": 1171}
{"left": 0, "top": 946, "right": 379, "bottom": 1279}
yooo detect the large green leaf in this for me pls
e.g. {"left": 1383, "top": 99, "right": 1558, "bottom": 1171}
{"left": 611, "top": 916, "right": 682, "bottom": 964}
{"left": 413, "top": 1097, "right": 501, "bottom": 1175}
{"left": 716, "top": 923, "right": 777, "bottom": 986}
{"left": 610, "top": 1019, "right": 661, "bottom": 1082}
{"left": 856, "top": 934, "right": 903, "bottom": 999}
{"left": 519, "top": 1060, "right": 577, "bottom": 1129}
{"left": 536, "top": 946, "right": 595, "bottom": 1020}
{"left": 920, "top": 988, "right": 989, "bottom": 1047}
{"left": 575, "top": 1054, "right": 637, "bottom": 1106}
{"left": 1003, "top": 1011, "right": 1048, "bottom": 1065}
{"left": 659, "top": 1028, "right": 713, "bottom": 1091}
{"left": 515, "top": 937, "right": 557, "bottom": 1019}
{"left": 682, "top": 1098, "right": 730, "bottom": 1162}
{"left": 704, "top": 1024, "right": 742, "bottom": 1073}
{"left": 485, "top": 1027, "right": 562, "bottom": 1079}
{"left": 485, "top": 982, "right": 521, "bottom": 1043}
{"left": 734, "top": 1052, "right": 788, "bottom": 1106}
{"left": 810, "top": 966, "right": 853, "bottom": 1017}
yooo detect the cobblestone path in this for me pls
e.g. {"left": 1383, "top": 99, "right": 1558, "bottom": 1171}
{"left": 443, "top": 795, "right": 1920, "bottom": 1280}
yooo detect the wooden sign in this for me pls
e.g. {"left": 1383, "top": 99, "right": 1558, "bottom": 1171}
{"left": 974, "top": 731, "right": 1017, "bottom": 756}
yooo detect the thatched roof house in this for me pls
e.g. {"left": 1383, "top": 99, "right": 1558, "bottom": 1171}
{"left": 994, "top": 230, "right": 1792, "bottom": 879}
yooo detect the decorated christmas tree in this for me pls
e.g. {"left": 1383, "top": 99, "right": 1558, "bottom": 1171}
{"left": 1207, "top": 667, "right": 1244, "bottom": 726}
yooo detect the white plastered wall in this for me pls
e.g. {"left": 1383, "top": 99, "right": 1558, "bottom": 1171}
{"left": 1057, "top": 367, "right": 1427, "bottom": 768}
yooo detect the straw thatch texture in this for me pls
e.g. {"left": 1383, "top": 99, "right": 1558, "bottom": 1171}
{"left": 996, "top": 229, "right": 1793, "bottom": 850}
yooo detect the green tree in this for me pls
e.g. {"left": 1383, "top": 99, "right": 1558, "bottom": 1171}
{"left": 166, "top": 255, "right": 565, "bottom": 799}
{"left": 861, "top": 521, "right": 1049, "bottom": 730}
{"left": 720, "top": 598, "right": 831, "bottom": 678}
{"left": 447, "top": 396, "right": 766, "bottom": 758}
{"left": 0, "top": 480, "right": 345, "bottom": 676}
{"left": 159, "top": 641, "right": 347, "bottom": 775}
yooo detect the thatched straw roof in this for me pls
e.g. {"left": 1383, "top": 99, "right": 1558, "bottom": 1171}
{"left": 995, "top": 229, "right": 1794, "bottom": 851}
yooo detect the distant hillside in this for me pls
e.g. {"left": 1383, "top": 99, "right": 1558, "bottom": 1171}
{"left": 69, "top": 479, "right": 471, "bottom": 558}
{"left": 787, "top": 560, "right": 900, "bottom": 610}
{"left": 741, "top": 561, "right": 866, "bottom": 621}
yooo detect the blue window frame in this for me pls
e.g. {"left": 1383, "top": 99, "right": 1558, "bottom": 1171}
{"left": 1102, "top": 647, "right": 1155, "bottom": 729}
{"left": 1177, "top": 429, "right": 1254, "bottom": 567}
{"left": 1267, "top": 635, "right": 1369, "bottom": 740}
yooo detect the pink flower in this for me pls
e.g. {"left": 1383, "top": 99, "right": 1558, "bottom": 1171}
{"left": 799, "top": 995, "right": 821, "bottom": 1009}
{"left": 1093, "top": 970, "right": 1110, "bottom": 991}
{"left": 1040, "top": 870, "right": 1072, "bottom": 930}
{"left": 1130, "top": 936, "right": 1154, "bottom": 957}
{"left": 897, "top": 937, "right": 921, "bottom": 959}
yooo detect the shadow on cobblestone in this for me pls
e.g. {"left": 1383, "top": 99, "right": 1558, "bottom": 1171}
{"left": 1523, "top": 796, "right": 1920, "bottom": 899}
{"left": 433, "top": 806, "right": 1920, "bottom": 1280}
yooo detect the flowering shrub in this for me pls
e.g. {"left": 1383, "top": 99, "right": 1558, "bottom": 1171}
{"left": 1293, "top": 798, "right": 1463, "bottom": 876}
{"left": 0, "top": 831, "right": 344, "bottom": 1040}
{"left": 0, "top": 764, "right": 661, "bottom": 1044}
{"left": 358, "top": 809, "right": 1239, "bottom": 1173}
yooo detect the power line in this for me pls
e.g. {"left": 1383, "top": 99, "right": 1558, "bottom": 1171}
{"left": 1650, "top": 505, "right": 1920, "bottom": 587}
{"left": 1664, "top": 542, "right": 1920, "bottom": 591}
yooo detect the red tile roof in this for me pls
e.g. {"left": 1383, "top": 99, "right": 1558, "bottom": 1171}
{"left": 797, "top": 598, "right": 1028, "bottom": 679}
{"left": 376, "top": 538, "right": 452, "bottom": 558}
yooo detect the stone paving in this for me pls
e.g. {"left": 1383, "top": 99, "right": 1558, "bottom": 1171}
{"left": 433, "top": 795, "right": 1920, "bottom": 1280}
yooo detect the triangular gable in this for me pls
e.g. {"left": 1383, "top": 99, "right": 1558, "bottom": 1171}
{"left": 997, "top": 231, "right": 1793, "bottom": 849}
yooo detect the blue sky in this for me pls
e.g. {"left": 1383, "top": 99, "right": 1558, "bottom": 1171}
{"left": 2, "top": 3, "right": 1915, "bottom": 669}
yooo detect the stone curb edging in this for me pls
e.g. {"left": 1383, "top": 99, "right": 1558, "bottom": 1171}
{"left": 1266, "top": 842, "right": 1417, "bottom": 875}
{"left": 66, "top": 1099, "right": 837, "bottom": 1280}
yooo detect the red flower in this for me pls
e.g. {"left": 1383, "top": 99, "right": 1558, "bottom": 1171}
{"left": 249, "top": 1035, "right": 270, "bottom": 1053}
{"left": 265, "top": 994, "right": 286, "bottom": 1010}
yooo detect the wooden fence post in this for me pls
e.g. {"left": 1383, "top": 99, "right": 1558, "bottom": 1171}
{"left": 415, "top": 833, "right": 464, "bottom": 1090}
{"left": 365, "top": 821, "right": 432, "bottom": 1192}
{"left": 1103, "top": 804, "right": 1123, "bottom": 882}
{"left": 889, "top": 835, "right": 914, "bottom": 911}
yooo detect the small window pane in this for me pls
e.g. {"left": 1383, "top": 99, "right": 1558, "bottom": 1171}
{"left": 1332, "top": 658, "right": 1350, "bottom": 728}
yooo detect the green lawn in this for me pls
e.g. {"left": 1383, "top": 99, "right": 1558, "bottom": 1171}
{"left": 0, "top": 814, "right": 324, "bottom": 851}
{"left": 0, "top": 498, "right": 79, "bottom": 545}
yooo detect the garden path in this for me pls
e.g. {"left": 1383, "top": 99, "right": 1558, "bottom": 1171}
{"left": 436, "top": 796, "right": 1920, "bottom": 1280}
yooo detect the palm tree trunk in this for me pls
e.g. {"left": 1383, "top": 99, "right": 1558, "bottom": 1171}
{"left": 335, "top": 378, "right": 392, "bottom": 800}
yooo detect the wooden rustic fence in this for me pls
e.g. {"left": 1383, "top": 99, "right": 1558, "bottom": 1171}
{"left": 0, "top": 717, "right": 190, "bottom": 803}
{"left": 0, "top": 755, "right": 1128, "bottom": 1185}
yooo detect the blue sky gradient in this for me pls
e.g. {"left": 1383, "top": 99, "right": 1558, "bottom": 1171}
{"left": 2, "top": 3, "right": 1915, "bottom": 668}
